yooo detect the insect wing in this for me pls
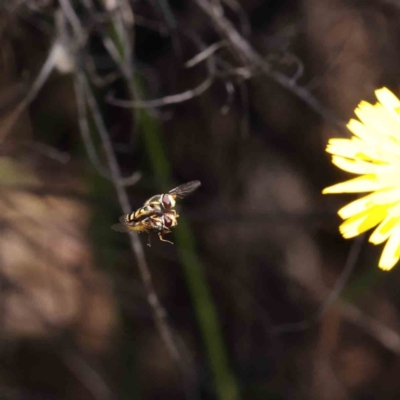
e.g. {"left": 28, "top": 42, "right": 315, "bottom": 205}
{"left": 112, "top": 216, "right": 153, "bottom": 234}
{"left": 168, "top": 180, "right": 201, "bottom": 200}
{"left": 119, "top": 215, "right": 128, "bottom": 224}
{"left": 111, "top": 223, "right": 131, "bottom": 233}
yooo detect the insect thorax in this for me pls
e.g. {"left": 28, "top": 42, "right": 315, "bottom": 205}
{"left": 144, "top": 194, "right": 163, "bottom": 206}
{"left": 126, "top": 192, "right": 178, "bottom": 224}
{"left": 144, "top": 194, "right": 176, "bottom": 211}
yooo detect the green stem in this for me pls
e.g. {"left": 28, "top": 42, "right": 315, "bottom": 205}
{"left": 136, "top": 83, "right": 240, "bottom": 400}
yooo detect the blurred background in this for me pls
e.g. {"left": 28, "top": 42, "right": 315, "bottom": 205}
{"left": 1, "top": 0, "right": 400, "bottom": 399}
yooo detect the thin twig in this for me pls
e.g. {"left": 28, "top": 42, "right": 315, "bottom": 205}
{"left": 271, "top": 235, "right": 364, "bottom": 333}
{"left": 63, "top": 351, "right": 112, "bottom": 400}
{"left": 58, "top": 2, "right": 183, "bottom": 366}
{"left": 239, "top": 79, "right": 250, "bottom": 139}
{"left": 84, "top": 53, "right": 121, "bottom": 88}
{"left": 221, "top": 0, "right": 252, "bottom": 37}
{"left": 73, "top": 75, "right": 113, "bottom": 179}
{"left": 19, "top": 141, "right": 71, "bottom": 164}
{"left": 220, "top": 80, "right": 234, "bottom": 115}
{"left": 184, "top": 41, "right": 225, "bottom": 68}
{"left": 59, "top": 0, "right": 86, "bottom": 43}
{"left": 0, "top": 42, "right": 60, "bottom": 144}
{"left": 74, "top": 47, "right": 141, "bottom": 186}
{"left": 338, "top": 300, "right": 400, "bottom": 354}
{"left": 77, "top": 72, "right": 182, "bottom": 365}
{"left": 104, "top": 24, "right": 217, "bottom": 109}
{"left": 101, "top": 0, "right": 134, "bottom": 77}
{"left": 106, "top": 75, "right": 214, "bottom": 108}
{"left": 150, "top": 0, "right": 178, "bottom": 29}
{"left": 193, "top": 0, "right": 347, "bottom": 131}
{"left": 133, "top": 14, "right": 170, "bottom": 36}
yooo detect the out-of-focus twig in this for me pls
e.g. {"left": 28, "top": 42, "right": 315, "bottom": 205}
{"left": 59, "top": 0, "right": 86, "bottom": 43}
{"left": 103, "top": 16, "right": 217, "bottom": 110}
{"left": 150, "top": 0, "right": 178, "bottom": 29}
{"left": 133, "top": 14, "right": 169, "bottom": 36}
{"left": 220, "top": 80, "right": 234, "bottom": 115}
{"left": 338, "top": 300, "right": 400, "bottom": 354}
{"left": 73, "top": 36, "right": 141, "bottom": 186}
{"left": 106, "top": 75, "right": 214, "bottom": 108}
{"left": 0, "top": 42, "right": 60, "bottom": 144}
{"left": 19, "top": 141, "right": 71, "bottom": 164}
{"left": 272, "top": 236, "right": 365, "bottom": 333}
{"left": 221, "top": 0, "right": 251, "bottom": 37}
{"left": 63, "top": 351, "right": 112, "bottom": 400}
{"left": 106, "top": 33, "right": 217, "bottom": 109}
{"left": 184, "top": 41, "right": 225, "bottom": 68}
{"left": 73, "top": 75, "right": 114, "bottom": 179}
{"left": 266, "top": 233, "right": 400, "bottom": 355}
{"left": 76, "top": 71, "right": 183, "bottom": 365}
{"left": 193, "top": 0, "right": 347, "bottom": 131}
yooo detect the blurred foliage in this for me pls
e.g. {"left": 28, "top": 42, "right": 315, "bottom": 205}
{"left": 0, "top": 157, "right": 40, "bottom": 186}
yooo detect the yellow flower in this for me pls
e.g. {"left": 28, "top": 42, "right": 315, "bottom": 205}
{"left": 323, "top": 87, "right": 400, "bottom": 271}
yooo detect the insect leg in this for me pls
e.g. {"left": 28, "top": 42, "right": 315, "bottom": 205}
{"left": 158, "top": 232, "right": 174, "bottom": 244}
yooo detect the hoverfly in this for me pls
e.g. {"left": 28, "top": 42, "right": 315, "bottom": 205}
{"left": 112, "top": 180, "right": 201, "bottom": 245}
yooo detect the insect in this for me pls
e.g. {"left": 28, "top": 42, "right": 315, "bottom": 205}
{"left": 112, "top": 180, "right": 201, "bottom": 245}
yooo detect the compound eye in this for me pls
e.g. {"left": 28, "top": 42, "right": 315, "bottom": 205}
{"left": 164, "top": 214, "right": 173, "bottom": 227}
{"left": 162, "top": 194, "right": 172, "bottom": 209}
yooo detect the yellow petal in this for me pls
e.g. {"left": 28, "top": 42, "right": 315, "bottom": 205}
{"left": 326, "top": 138, "right": 358, "bottom": 158}
{"left": 378, "top": 103, "right": 400, "bottom": 132}
{"left": 322, "top": 175, "right": 390, "bottom": 194}
{"left": 338, "top": 189, "right": 400, "bottom": 219}
{"left": 326, "top": 136, "right": 400, "bottom": 165}
{"left": 347, "top": 119, "right": 380, "bottom": 144}
{"left": 369, "top": 215, "right": 400, "bottom": 245}
{"left": 355, "top": 102, "right": 391, "bottom": 138}
{"left": 373, "top": 105, "right": 400, "bottom": 145}
{"left": 378, "top": 224, "right": 400, "bottom": 270}
{"left": 356, "top": 102, "right": 400, "bottom": 145}
{"left": 331, "top": 156, "right": 391, "bottom": 175}
{"left": 339, "top": 206, "right": 387, "bottom": 239}
{"left": 375, "top": 87, "right": 400, "bottom": 117}
{"left": 354, "top": 102, "right": 385, "bottom": 138}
